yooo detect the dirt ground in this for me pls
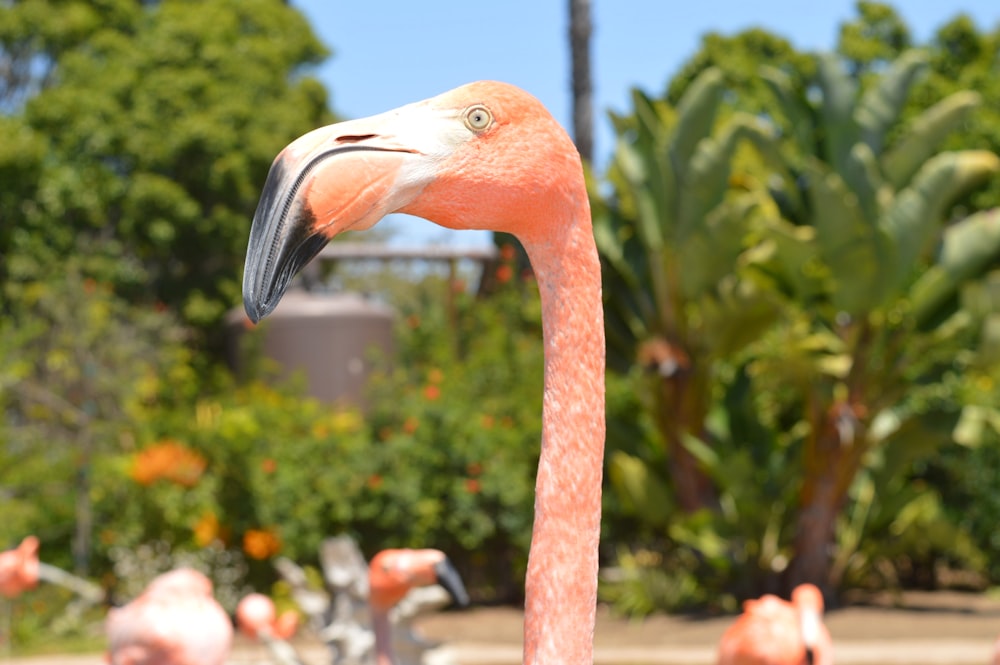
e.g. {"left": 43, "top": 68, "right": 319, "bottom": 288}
{"left": 412, "top": 590, "right": 1000, "bottom": 645}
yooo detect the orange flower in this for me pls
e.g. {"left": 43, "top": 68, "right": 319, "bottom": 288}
{"left": 466, "top": 462, "right": 483, "bottom": 477}
{"left": 131, "top": 440, "right": 207, "bottom": 487}
{"left": 423, "top": 385, "right": 441, "bottom": 401}
{"left": 464, "top": 478, "right": 481, "bottom": 494}
{"left": 427, "top": 368, "right": 444, "bottom": 384}
{"left": 243, "top": 528, "right": 282, "bottom": 560}
{"left": 403, "top": 417, "right": 419, "bottom": 434}
{"left": 367, "top": 474, "right": 383, "bottom": 490}
{"left": 261, "top": 458, "right": 277, "bottom": 474}
{"left": 193, "top": 513, "right": 220, "bottom": 547}
{"left": 406, "top": 314, "right": 420, "bottom": 329}
{"left": 496, "top": 264, "right": 513, "bottom": 284}
{"left": 480, "top": 414, "right": 495, "bottom": 429}
{"left": 500, "top": 244, "right": 516, "bottom": 261}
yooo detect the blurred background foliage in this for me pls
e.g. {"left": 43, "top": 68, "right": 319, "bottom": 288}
{"left": 2, "top": 0, "right": 1000, "bottom": 649}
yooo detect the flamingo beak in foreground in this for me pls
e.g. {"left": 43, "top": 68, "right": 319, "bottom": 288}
{"left": 434, "top": 557, "right": 471, "bottom": 608}
{"left": 242, "top": 100, "right": 480, "bottom": 323}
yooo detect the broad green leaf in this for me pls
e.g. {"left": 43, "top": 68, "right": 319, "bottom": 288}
{"left": 884, "top": 151, "right": 1000, "bottom": 300}
{"left": 669, "top": 67, "right": 725, "bottom": 180}
{"left": 881, "top": 91, "right": 982, "bottom": 189}
{"left": 842, "top": 141, "right": 887, "bottom": 227}
{"left": 613, "top": 138, "right": 663, "bottom": 253}
{"left": 806, "top": 162, "right": 886, "bottom": 313}
{"left": 697, "top": 277, "right": 783, "bottom": 358}
{"left": 911, "top": 209, "right": 1000, "bottom": 325}
{"left": 607, "top": 451, "right": 673, "bottom": 527}
{"left": 816, "top": 53, "right": 858, "bottom": 178}
{"left": 678, "top": 196, "right": 756, "bottom": 299}
{"left": 749, "top": 222, "right": 825, "bottom": 303}
{"left": 760, "top": 65, "right": 814, "bottom": 157}
{"left": 855, "top": 50, "right": 928, "bottom": 154}
{"left": 676, "top": 113, "right": 774, "bottom": 241}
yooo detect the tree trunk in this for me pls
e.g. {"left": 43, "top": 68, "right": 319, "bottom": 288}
{"left": 787, "top": 398, "right": 868, "bottom": 593}
{"left": 568, "top": 0, "right": 593, "bottom": 163}
{"left": 644, "top": 338, "right": 717, "bottom": 513}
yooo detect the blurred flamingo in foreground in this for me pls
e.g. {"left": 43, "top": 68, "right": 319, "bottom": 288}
{"left": 367, "top": 549, "right": 468, "bottom": 665}
{"left": 243, "top": 80, "right": 605, "bottom": 665}
{"left": 0, "top": 536, "right": 40, "bottom": 598}
{"left": 237, "top": 593, "right": 302, "bottom": 665}
{"left": 717, "top": 583, "right": 833, "bottom": 665}
{"left": 105, "top": 568, "right": 232, "bottom": 665}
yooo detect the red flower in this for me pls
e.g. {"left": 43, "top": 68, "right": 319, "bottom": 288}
{"left": 131, "top": 440, "right": 207, "bottom": 487}
{"left": 496, "top": 264, "right": 513, "bottom": 284}
{"left": 243, "top": 528, "right": 282, "bottom": 560}
{"left": 464, "top": 478, "right": 481, "bottom": 494}
{"left": 423, "top": 385, "right": 441, "bottom": 401}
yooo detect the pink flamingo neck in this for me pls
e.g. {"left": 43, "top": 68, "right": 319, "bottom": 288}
{"left": 371, "top": 607, "right": 395, "bottom": 665}
{"left": 520, "top": 196, "right": 605, "bottom": 665}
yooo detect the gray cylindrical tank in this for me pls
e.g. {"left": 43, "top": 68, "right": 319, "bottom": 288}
{"left": 226, "top": 290, "right": 395, "bottom": 409}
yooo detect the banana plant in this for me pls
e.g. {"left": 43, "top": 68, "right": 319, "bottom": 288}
{"left": 750, "top": 50, "right": 1000, "bottom": 591}
{"left": 594, "top": 66, "right": 784, "bottom": 514}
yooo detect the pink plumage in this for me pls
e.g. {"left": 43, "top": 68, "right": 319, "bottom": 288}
{"left": 717, "top": 584, "right": 833, "bottom": 665}
{"left": 0, "top": 536, "right": 40, "bottom": 598}
{"left": 105, "top": 568, "right": 232, "bottom": 665}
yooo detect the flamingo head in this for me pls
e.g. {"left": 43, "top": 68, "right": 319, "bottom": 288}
{"left": 143, "top": 568, "right": 214, "bottom": 599}
{"left": 236, "top": 592, "right": 299, "bottom": 640}
{"left": 367, "top": 548, "right": 469, "bottom": 611}
{"left": 0, "top": 535, "right": 40, "bottom": 598}
{"left": 243, "top": 80, "right": 583, "bottom": 322}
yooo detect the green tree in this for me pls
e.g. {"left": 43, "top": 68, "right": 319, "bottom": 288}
{"left": 0, "top": 0, "right": 331, "bottom": 347}
{"left": 0, "top": 260, "right": 192, "bottom": 574}
{"left": 595, "top": 67, "right": 781, "bottom": 515}
{"left": 837, "top": 1, "right": 911, "bottom": 76}
{"left": 598, "top": 16, "right": 1000, "bottom": 606}
{"left": 754, "top": 49, "right": 999, "bottom": 590}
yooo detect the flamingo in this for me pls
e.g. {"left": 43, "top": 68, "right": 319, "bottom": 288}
{"left": 236, "top": 593, "right": 303, "bottom": 665}
{"left": 242, "top": 81, "right": 605, "bottom": 664}
{"left": 0, "top": 535, "right": 40, "bottom": 598}
{"left": 716, "top": 583, "right": 833, "bottom": 665}
{"left": 105, "top": 568, "right": 233, "bottom": 665}
{"left": 367, "top": 548, "right": 469, "bottom": 665}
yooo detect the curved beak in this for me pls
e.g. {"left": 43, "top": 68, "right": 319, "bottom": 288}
{"left": 242, "top": 101, "right": 469, "bottom": 323}
{"left": 433, "top": 557, "right": 470, "bottom": 608}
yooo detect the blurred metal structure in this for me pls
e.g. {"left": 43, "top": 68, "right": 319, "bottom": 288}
{"left": 227, "top": 243, "right": 497, "bottom": 409}
{"left": 228, "top": 290, "right": 395, "bottom": 408}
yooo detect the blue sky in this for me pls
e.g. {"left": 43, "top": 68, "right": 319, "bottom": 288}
{"left": 292, "top": 1, "right": 1000, "bottom": 246}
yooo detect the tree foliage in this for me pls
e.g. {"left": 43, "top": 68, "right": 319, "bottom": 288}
{"left": 597, "top": 3, "right": 1000, "bottom": 609}
{"left": 0, "top": 0, "right": 331, "bottom": 345}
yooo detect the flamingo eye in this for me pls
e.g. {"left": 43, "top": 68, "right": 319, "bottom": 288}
{"left": 463, "top": 105, "right": 493, "bottom": 132}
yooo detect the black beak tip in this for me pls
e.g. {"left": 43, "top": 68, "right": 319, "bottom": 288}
{"left": 242, "top": 296, "right": 265, "bottom": 324}
{"left": 434, "top": 558, "right": 470, "bottom": 608}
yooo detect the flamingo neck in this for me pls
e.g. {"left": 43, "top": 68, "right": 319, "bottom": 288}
{"left": 520, "top": 198, "right": 605, "bottom": 665}
{"left": 371, "top": 607, "right": 395, "bottom": 665}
